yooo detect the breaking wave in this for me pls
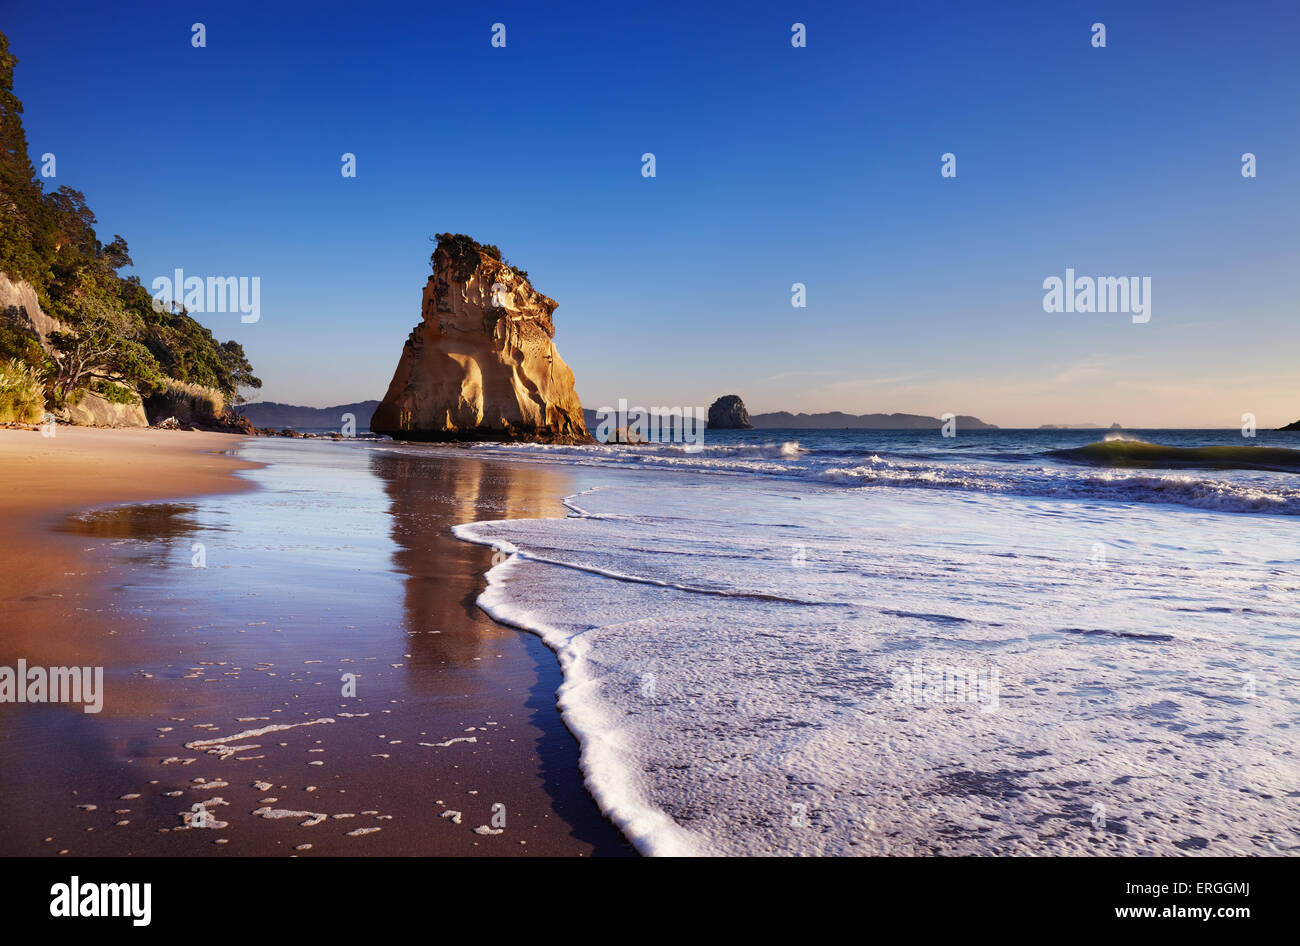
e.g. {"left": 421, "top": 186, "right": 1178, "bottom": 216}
{"left": 1050, "top": 439, "right": 1300, "bottom": 473}
{"left": 439, "top": 439, "right": 1300, "bottom": 516}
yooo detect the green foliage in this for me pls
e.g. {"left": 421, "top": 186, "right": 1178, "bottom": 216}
{"left": 0, "top": 29, "right": 260, "bottom": 407}
{"left": 0, "top": 317, "right": 44, "bottom": 369}
{"left": 434, "top": 233, "right": 502, "bottom": 263}
{"left": 0, "top": 357, "right": 44, "bottom": 423}
{"left": 432, "top": 233, "right": 529, "bottom": 284}
{"left": 92, "top": 379, "right": 137, "bottom": 405}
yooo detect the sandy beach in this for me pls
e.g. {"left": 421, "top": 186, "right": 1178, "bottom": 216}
{"left": 0, "top": 428, "right": 260, "bottom": 671}
{"left": 0, "top": 428, "right": 630, "bottom": 856}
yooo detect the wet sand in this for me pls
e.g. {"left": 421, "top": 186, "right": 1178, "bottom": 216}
{"left": 0, "top": 430, "right": 631, "bottom": 856}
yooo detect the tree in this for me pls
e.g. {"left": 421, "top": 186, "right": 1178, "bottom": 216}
{"left": 0, "top": 31, "right": 44, "bottom": 283}
{"left": 46, "top": 296, "right": 158, "bottom": 406}
{"left": 218, "top": 339, "right": 261, "bottom": 404}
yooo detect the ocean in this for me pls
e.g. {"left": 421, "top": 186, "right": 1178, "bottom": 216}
{"left": 428, "top": 428, "right": 1300, "bottom": 855}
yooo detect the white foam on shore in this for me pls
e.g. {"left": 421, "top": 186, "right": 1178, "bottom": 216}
{"left": 453, "top": 533, "right": 703, "bottom": 856}
{"left": 455, "top": 474, "right": 1300, "bottom": 856}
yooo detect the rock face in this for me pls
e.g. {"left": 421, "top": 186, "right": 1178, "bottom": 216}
{"left": 370, "top": 236, "right": 589, "bottom": 443}
{"left": 707, "top": 394, "right": 753, "bottom": 429}
{"left": 0, "top": 271, "right": 148, "bottom": 427}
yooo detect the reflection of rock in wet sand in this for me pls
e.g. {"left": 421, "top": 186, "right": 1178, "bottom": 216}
{"left": 369, "top": 451, "right": 573, "bottom": 669}
{"left": 56, "top": 503, "right": 209, "bottom": 541}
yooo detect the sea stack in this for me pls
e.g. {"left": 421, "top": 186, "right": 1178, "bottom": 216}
{"left": 707, "top": 394, "right": 753, "bottom": 429}
{"left": 370, "top": 235, "right": 590, "bottom": 442}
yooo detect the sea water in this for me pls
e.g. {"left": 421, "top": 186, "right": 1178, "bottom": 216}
{"left": 395, "top": 429, "right": 1300, "bottom": 855}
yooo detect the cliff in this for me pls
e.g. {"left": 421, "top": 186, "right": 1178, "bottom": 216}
{"left": 370, "top": 235, "right": 589, "bottom": 443}
{"left": 0, "top": 272, "right": 148, "bottom": 427}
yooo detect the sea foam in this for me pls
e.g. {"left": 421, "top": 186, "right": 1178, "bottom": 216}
{"left": 455, "top": 470, "right": 1300, "bottom": 856}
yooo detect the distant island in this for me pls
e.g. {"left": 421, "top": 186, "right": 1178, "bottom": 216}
{"left": 240, "top": 400, "right": 380, "bottom": 429}
{"left": 749, "top": 411, "right": 997, "bottom": 430}
{"left": 245, "top": 401, "right": 999, "bottom": 434}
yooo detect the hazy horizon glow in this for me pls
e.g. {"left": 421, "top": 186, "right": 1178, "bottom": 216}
{"left": 6, "top": 0, "right": 1297, "bottom": 427}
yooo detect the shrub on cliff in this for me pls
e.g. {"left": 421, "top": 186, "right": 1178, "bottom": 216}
{"left": 92, "top": 379, "right": 138, "bottom": 405}
{"left": 432, "top": 233, "right": 529, "bottom": 283}
{"left": 144, "top": 378, "right": 225, "bottom": 426}
{"left": 0, "top": 317, "right": 44, "bottom": 369}
{"left": 0, "top": 358, "right": 45, "bottom": 423}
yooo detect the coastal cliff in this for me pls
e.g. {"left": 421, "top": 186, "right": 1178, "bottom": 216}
{"left": 0, "top": 272, "right": 148, "bottom": 427}
{"left": 370, "top": 235, "right": 589, "bottom": 443}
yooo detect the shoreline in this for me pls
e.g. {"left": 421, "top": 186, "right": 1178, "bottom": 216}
{"left": 0, "top": 428, "right": 261, "bottom": 672}
{"left": 0, "top": 429, "right": 632, "bottom": 856}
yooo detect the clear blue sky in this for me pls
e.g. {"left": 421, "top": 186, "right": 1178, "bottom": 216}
{"left": 6, "top": 0, "right": 1298, "bottom": 425}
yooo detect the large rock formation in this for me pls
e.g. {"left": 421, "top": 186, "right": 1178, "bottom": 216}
{"left": 0, "top": 272, "right": 148, "bottom": 427}
{"left": 370, "top": 236, "right": 589, "bottom": 443}
{"left": 707, "top": 394, "right": 753, "bottom": 429}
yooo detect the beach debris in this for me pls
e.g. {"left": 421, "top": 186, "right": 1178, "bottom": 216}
{"left": 346, "top": 827, "right": 381, "bottom": 837}
{"left": 185, "top": 717, "right": 335, "bottom": 759}
{"left": 474, "top": 825, "right": 503, "bottom": 836}
{"left": 440, "top": 810, "right": 463, "bottom": 825}
{"left": 252, "top": 807, "right": 327, "bottom": 827}
{"left": 420, "top": 737, "right": 477, "bottom": 748}
{"left": 181, "top": 797, "right": 230, "bottom": 830}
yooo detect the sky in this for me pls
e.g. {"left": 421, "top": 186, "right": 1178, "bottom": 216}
{"left": 5, "top": 0, "right": 1298, "bottom": 427}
